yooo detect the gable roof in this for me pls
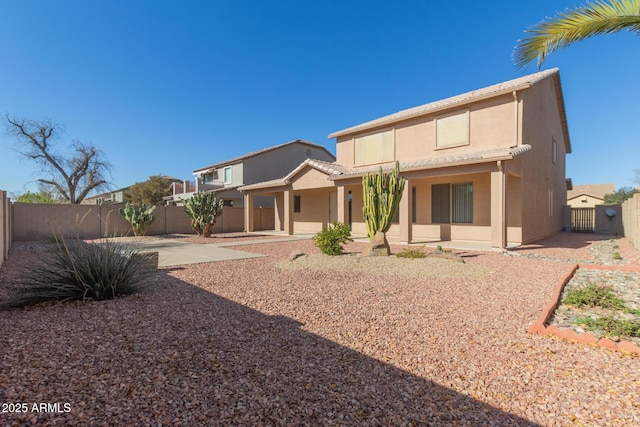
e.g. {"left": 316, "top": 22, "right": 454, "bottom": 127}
{"left": 239, "top": 158, "right": 345, "bottom": 191}
{"left": 328, "top": 68, "right": 571, "bottom": 153}
{"left": 193, "top": 139, "right": 335, "bottom": 174}
{"left": 567, "top": 183, "right": 615, "bottom": 200}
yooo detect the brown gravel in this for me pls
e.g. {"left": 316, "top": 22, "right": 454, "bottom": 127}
{"left": 1, "top": 237, "right": 639, "bottom": 426}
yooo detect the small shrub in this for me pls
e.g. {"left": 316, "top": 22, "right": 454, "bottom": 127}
{"left": 312, "top": 222, "right": 353, "bottom": 256}
{"left": 575, "top": 316, "right": 640, "bottom": 338}
{"left": 5, "top": 236, "right": 155, "bottom": 308}
{"left": 396, "top": 248, "right": 426, "bottom": 259}
{"left": 613, "top": 252, "right": 623, "bottom": 260}
{"left": 563, "top": 283, "right": 625, "bottom": 310}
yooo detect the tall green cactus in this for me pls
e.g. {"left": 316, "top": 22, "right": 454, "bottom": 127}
{"left": 118, "top": 202, "right": 156, "bottom": 236}
{"left": 182, "top": 192, "right": 224, "bottom": 237}
{"left": 362, "top": 161, "right": 406, "bottom": 240}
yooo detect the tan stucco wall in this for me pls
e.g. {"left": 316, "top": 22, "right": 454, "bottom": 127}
{"left": 242, "top": 142, "right": 335, "bottom": 185}
{"left": 291, "top": 166, "right": 336, "bottom": 191}
{"left": 335, "top": 94, "right": 516, "bottom": 170}
{"left": 292, "top": 188, "right": 334, "bottom": 233}
{"left": 567, "top": 195, "right": 603, "bottom": 209}
{"left": 519, "top": 77, "right": 568, "bottom": 243}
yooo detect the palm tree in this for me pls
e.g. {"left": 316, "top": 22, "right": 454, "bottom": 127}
{"left": 514, "top": 0, "right": 640, "bottom": 69}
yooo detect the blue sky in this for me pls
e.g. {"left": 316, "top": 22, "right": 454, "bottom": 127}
{"left": 1, "top": 0, "right": 639, "bottom": 197}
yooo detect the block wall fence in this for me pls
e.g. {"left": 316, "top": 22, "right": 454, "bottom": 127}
{"left": 10, "top": 203, "right": 274, "bottom": 241}
{"left": 0, "top": 191, "right": 11, "bottom": 268}
{"left": 622, "top": 193, "right": 640, "bottom": 251}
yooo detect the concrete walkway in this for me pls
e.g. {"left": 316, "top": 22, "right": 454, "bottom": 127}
{"left": 133, "top": 234, "right": 311, "bottom": 267}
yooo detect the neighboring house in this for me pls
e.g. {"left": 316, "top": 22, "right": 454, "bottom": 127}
{"left": 241, "top": 68, "right": 571, "bottom": 248}
{"left": 567, "top": 183, "right": 615, "bottom": 208}
{"left": 83, "top": 176, "right": 182, "bottom": 205}
{"left": 165, "top": 139, "right": 335, "bottom": 206}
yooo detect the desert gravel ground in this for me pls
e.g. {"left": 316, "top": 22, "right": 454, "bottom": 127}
{"left": 0, "top": 235, "right": 639, "bottom": 426}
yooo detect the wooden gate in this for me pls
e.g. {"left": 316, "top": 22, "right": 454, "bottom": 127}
{"left": 571, "top": 208, "right": 595, "bottom": 232}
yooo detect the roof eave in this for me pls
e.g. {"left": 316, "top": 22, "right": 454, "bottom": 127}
{"left": 329, "top": 153, "right": 520, "bottom": 181}
{"left": 328, "top": 83, "right": 532, "bottom": 139}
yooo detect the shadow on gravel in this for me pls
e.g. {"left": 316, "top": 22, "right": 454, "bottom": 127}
{"left": 514, "top": 232, "right": 597, "bottom": 253}
{"left": 0, "top": 270, "right": 541, "bottom": 426}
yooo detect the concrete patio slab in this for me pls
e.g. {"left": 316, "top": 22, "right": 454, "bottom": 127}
{"left": 130, "top": 240, "right": 265, "bottom": 267}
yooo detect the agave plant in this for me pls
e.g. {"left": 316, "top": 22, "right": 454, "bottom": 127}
{"left": 514, "top": 0, "right": 640, "bottom": 69}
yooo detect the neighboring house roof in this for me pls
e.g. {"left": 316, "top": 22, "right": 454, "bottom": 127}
{"left": 193, "top": 139, "right": 335, "bottom": 174}
{"left": 240, "top": 145, "right": 532, "bottom": 191}
{"left": 567, "top": 183, "right": 615, "bottom": 201}
{"left": 328, "top": 68, "right": 571, "bottom": 154}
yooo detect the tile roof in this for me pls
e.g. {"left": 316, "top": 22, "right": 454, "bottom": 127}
{"left": 329, "top": 69, "right": 560, "bottom": 139}
{"left": 239, "top": 158, "right": 347, "bottom": 191}
{"left": 193, "top": 139, "right": 335, "bottom": 174}
{"left": 240, "top": 145, "right": 532, "bottom": 191}
{"left": 330, "top": 145, "right": 532, "bottom": 179}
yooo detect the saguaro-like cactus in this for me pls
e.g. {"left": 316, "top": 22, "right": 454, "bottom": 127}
{"left": 118, "top": 202, "right": 156, "bottom": 236}
{"left": 362, "top": 161, "right": 406, "bottom": 255}
{"left": 182, "top": 192, "right": 224, "bottom": 237}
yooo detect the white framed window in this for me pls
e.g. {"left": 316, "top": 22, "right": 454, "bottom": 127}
{"left": 436, "top": 111, "right": 469, "bottom": 149}
{"left": 223, "top": 166, "right": 232, "bottom": 184}
{"left": 552, "top": 138, "right": 558, "bottom": 164}
{"left": 354, "top": 130, "right": 394, "bottom": 166}
{"left": 548, "top": 188, "right": 554, "bottom": 217}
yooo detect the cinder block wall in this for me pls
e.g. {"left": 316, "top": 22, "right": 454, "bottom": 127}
{"left": 595, "top": 204, "right": 623, "bottom": 235}
{"left": 0, "top": 190, "right": 11, "bottom": 268}
{"left": 622, "top": 194, "right": 640, "bottom": 250}
{"left": 11, "top": 203, "right": 275, "bottom": 241}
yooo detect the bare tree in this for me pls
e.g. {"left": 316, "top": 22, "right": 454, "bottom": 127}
{"left": 6, "top": 115, "right": 112, "bottom": 204}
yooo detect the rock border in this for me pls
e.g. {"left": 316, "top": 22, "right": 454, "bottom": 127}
{"left": 529, "top": 264, "right": 640, "bottom": 355}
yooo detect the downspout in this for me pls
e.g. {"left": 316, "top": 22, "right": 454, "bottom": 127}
{"left": 512, "top": 91, "right": 520, "bottom": 146}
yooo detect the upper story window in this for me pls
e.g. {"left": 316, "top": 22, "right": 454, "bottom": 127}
{"left": 436, "top": 111, "right": 469, "bottom": 149}
{"left": 223, "top": 166, "right": 232, "bottom": 184}
{"left": 552, "top": 138, "right": 558, "bottom": 164}
{"left": 354, "top": 130, "right": 394, "bottom": 166}
{"left": 202, "top": 171, "right": 218, "bottom": 184}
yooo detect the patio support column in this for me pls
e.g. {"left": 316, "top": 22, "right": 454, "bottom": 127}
{"left": 336, "top": 186, "right": 348, "bottom": 224}
{"left": 274, "top": 192, "right": 284, "bottom": 231}
{"left": 244, "top": 193, "right": 255, "bottom": 232}
{"left": 399, "top": 180, "right": 412, "bottom": 243}
{"left": 283, "top": 189, "right": 294, "bottom": 235}
{"left": 491, "top": 162, "right": 507, "bottom": 249}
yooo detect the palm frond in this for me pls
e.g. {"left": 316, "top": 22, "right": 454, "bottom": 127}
{"left": 514, "top": 0, "right": 640, "bottom": 69}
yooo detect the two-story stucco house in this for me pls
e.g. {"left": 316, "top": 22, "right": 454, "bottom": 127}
{"left": 166, "top": 139, "right": 335, "bottom": 207}
{"left": 241, "top": 69, "right": 571, "bottom": 249}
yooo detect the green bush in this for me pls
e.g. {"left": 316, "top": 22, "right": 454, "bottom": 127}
{"left": 563, "top": 283, "right": 625, "bottom": 310}
{"left": 396, "top": 248, "right": 426, "bottom": 259}
{"left": 312, "top": 222, "right": 353, "bottom": 256}
{"left": 5, "top": 237, "right": 155, "bottom": 308}
{"left": 575, "top": 316, "right": 640, "bottom": 338}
